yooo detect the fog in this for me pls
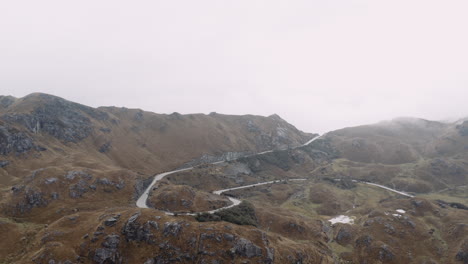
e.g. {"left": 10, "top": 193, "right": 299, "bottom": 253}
{"left": 1, "top": 0, "right": 468, "bottom": 133}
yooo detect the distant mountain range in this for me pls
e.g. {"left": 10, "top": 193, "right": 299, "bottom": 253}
{"left": 0, "top": 93, "right": 466, "bottom": 263}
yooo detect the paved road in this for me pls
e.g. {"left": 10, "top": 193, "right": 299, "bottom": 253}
{"left": 136, "top": 133, "right": 415, "bottom": 216}
{"left": 135, "top": 135, "right": 321, "bottom": 211}
{"left": 362, "top": 182, "right": 414, "bottom": 198}
{"left": 136, "top": 168, "right": 193, "bottom": 208}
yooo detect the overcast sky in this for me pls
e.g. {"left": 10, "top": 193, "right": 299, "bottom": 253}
{"left": 1, "top": 0, "right": 468, "bottom": 133}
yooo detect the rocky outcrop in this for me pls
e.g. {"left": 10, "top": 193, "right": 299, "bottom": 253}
{"left": 456, "top": 251, "right": 468, "bottom": 264}
{"left": 456, "top": 121, "right": 468, "bottom": 136}
{"left": 163, "top": 222, "right": 183, "bottom": 237}
{"left": 224, "top": 162, "right": 252, "bottom": 177}
{"left": 436, "top": 200, "right": 468, "bottom": 210}
{"left": 182, "top": 151, "right": 250, "bottom": 168}
{"left": 378, "top": 244, "right": 395, "bottom": 262}
{"left": 133, "top": 176, "right": 153, "bottom": 200}
{"left": 44, "top": 177, "right": 58, "bottom": 184}
{"left": 66, "top": 171, "right": 95, "bottom": 199}
{"left": 1, "top": 94, "right": 107, "bottom": 143}
{"left": 0, "top": 124, "right": 36, "bottom": 155}
{"left": 98, "top": 142, "right": 112, "bottom": 153}
{"left": 254, "top": 151, "right": 292, "bottom": 171}
{"left": 232, "top": 238, "right": 263, "bottom": 258}
{"left": 0, "top": 160, "right": 9, "bottom": 168}
{"left": 121, "top": 212, "right": 159, "bottom": 244}
{"left": 455, "top": 240, "right": 468, "bottom": 263}
{"left": 65, "top": 171, "right": 92, "bottom": 180}
{"left": 355, "top": 235, "right": 373, "bottom": 248}
{"left": 104, "top": 215, "right": 120, "bottom": 227}
{"left": 335, "top": 226, "right": 353, "bottom": 245}
{"left": 300, "top": 137, "right": 340, "bottom": 160}
{"left": 430, "top": 159, "right": 465, "bottom": 177}
{"left": 93, "top": 234, "right": 122, "bottom": 264}
{"left": 12, "top": 187, "right": 49, "bottom": 214}
{"left": 95, "top": 177, "right": 125, "bottom": 191}
{"left": 0, "top": 96, "right": 15, "bottom": 108}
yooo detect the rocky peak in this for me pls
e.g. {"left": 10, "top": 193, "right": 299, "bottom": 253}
{"left": 1, "top": 93, "right": 109, "bottom": 143}
{"left": 0, "top": 124, "right": 37, "bottom": 155}
{"left": 268, "top": 113, "right": 283, "bottom": 121}
{"left": 0, "top": 96, "right": 16, "bottom": 109}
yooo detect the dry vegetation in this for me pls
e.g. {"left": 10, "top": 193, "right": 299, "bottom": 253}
{"left": 0, "top": 94, "right": 467, "bottom": 263}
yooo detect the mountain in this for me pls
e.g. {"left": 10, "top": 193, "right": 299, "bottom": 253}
{"left": 327, "top": 117, "right": 468, "bottom": 164}
{"left": 0, "top": 93, "right": 312, "bottom": 185}
{"left": 0, "top": 94, "right": 466, "bottom": 263}
{"left": 162, "top": 117, "right": 467, "bottom": 263}
{"left": 0, "top": 93, "right": 326, "bottom": 263}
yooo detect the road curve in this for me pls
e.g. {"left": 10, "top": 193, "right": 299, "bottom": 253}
{"left": 136, "top": 168, "right": 193, "bottom": 208}
{"left": 362, "top": 182, "right": 414, "bottom": 198}
{"left": 136, "top": 135, "right": 321, "bottom": 211}
{"left": 136, "top": 133, "right": 415, "bottom": 215}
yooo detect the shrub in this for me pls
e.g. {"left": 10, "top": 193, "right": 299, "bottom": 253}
{"left": 194, "top": 201, "right": 258, "bottom": 226}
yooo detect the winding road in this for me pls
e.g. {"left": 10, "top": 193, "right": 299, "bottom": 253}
{"left": 362, "top": 182, "right": 414, "bottom": 198}
{"left": 136, "top": 135, "right": 322, "bottom": 212}
{"left": 136, "top": 133, "right": 414, "bottom": 215}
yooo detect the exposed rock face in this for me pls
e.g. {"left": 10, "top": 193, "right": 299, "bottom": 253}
{"left": 183, "top": 151, "right": 250, "bottom": 168}
{"left": 224, "top": 162, "right": 252, "bottom": 177}
{"left": 99, "top": 127, "right": 111, "bottom": 133}
{"left": 104, "top": 215, "right": 120, "bottom": 227}
{"left": 378, "top": 244, "right": 395, "bottom": 262}
{"left": 69, "top": 179, "right": 93, "bottom": 198}
{"left": 98, "top": 142, "right": 112, "bottom": 153}
{"left": 436, "top": 200, "right": 468, "bottom": 210}
{"left": 456, "top": 242, "right": 468, "bottom": 264}
{"left": 96, "top": 177, "right": 125, "bottom": 191}
{"left": 456, "top": 251, "right": 468, "bottom": 264}
{"left": 13, "top": 187, "right": 49, "bottom": 213}
{"left": 133, "top": 177, "right": 153, "bottom": 200}
{"left": 163, "top": 222, "right": 183, "bottom": 237}
{"left": 232, "top": 238, "right": 263, "bottom": 258}
{"left": 0, "top": 96, "right": 15, "bottom": 108}
{"left": 64, "top": 171, "right": 95, "bottom": 198}
{"left": 65, "top": 171, "right": 92, "bottom": 181}
{"left": 355, "top": 235, "right": 373, "bottom": 248}
{"left": 0, "top": 160, "right": 9, "bottom": 168}
{"left": 44, "top": 178, "right": 58, "bottom": 185}
{"left": 50, "top": 192, "right": 59, "bottom": 200}
{"left": 334, "top": 178, "right": 357, "bottom": 190}
{"left": 430, "top": 158, "right": 465, "bottom": 177}
{"left": 121, "top": 212, "right": 158, "bottom": 244}
{"left": 301, "top": 137, "right": 340, "bottom": 160}
{"left": 3, "top": 110, "right": 91, "bottom": 143}
{"left": 0, "top": 125, "right": 36, "bottom": 155}
{"left": 456, "top": 121, "right": 468, "bottom": 136}
{"left": 2, "top": 94, "right": 107, "bottom": 143}
{"left": 335, "top": 226, "right": 353, "bottom": 245}
{"left": 93, "top": 234, "right": 122, "bottom": 264}
{"left": 102, "top": 234, "right": 120, "bottom": 249}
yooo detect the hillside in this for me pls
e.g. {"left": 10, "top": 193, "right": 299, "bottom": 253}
{"left": 0, "top": 93, "right": 312, "bottom": 185}
{"left": 0, "top": 94, "right": 466, "bottom": 263}
{"left": 166, "top": 117, "right": 468, "bottom": 263}
{"left": 0, "top": 93, "right": 331, "bottom": 263}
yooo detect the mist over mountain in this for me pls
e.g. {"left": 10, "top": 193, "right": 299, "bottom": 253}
{"left": 0, "top": 94, "right": 466, "bottom": 263}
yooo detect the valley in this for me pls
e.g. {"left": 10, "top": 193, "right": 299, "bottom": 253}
{"left": 0, "top": 93, "right": 466, "bottom": 263}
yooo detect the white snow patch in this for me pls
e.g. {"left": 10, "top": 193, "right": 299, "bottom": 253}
{"left": 328, "top": 215, "right": 354, "bottom": 225}
{"left": 392, "top": 214, "right": 402, "bottom": 217}
{"left": 396, "top": 209, "right": 406, "bottom": 214}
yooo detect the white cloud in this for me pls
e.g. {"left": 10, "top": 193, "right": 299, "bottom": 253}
{"left": 1, "top": 0, "right": 467, "bottom": 133}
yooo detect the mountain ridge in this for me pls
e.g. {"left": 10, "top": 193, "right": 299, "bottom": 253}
{"left": 0, "top": 93, "right": 466, "bottom": 263}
